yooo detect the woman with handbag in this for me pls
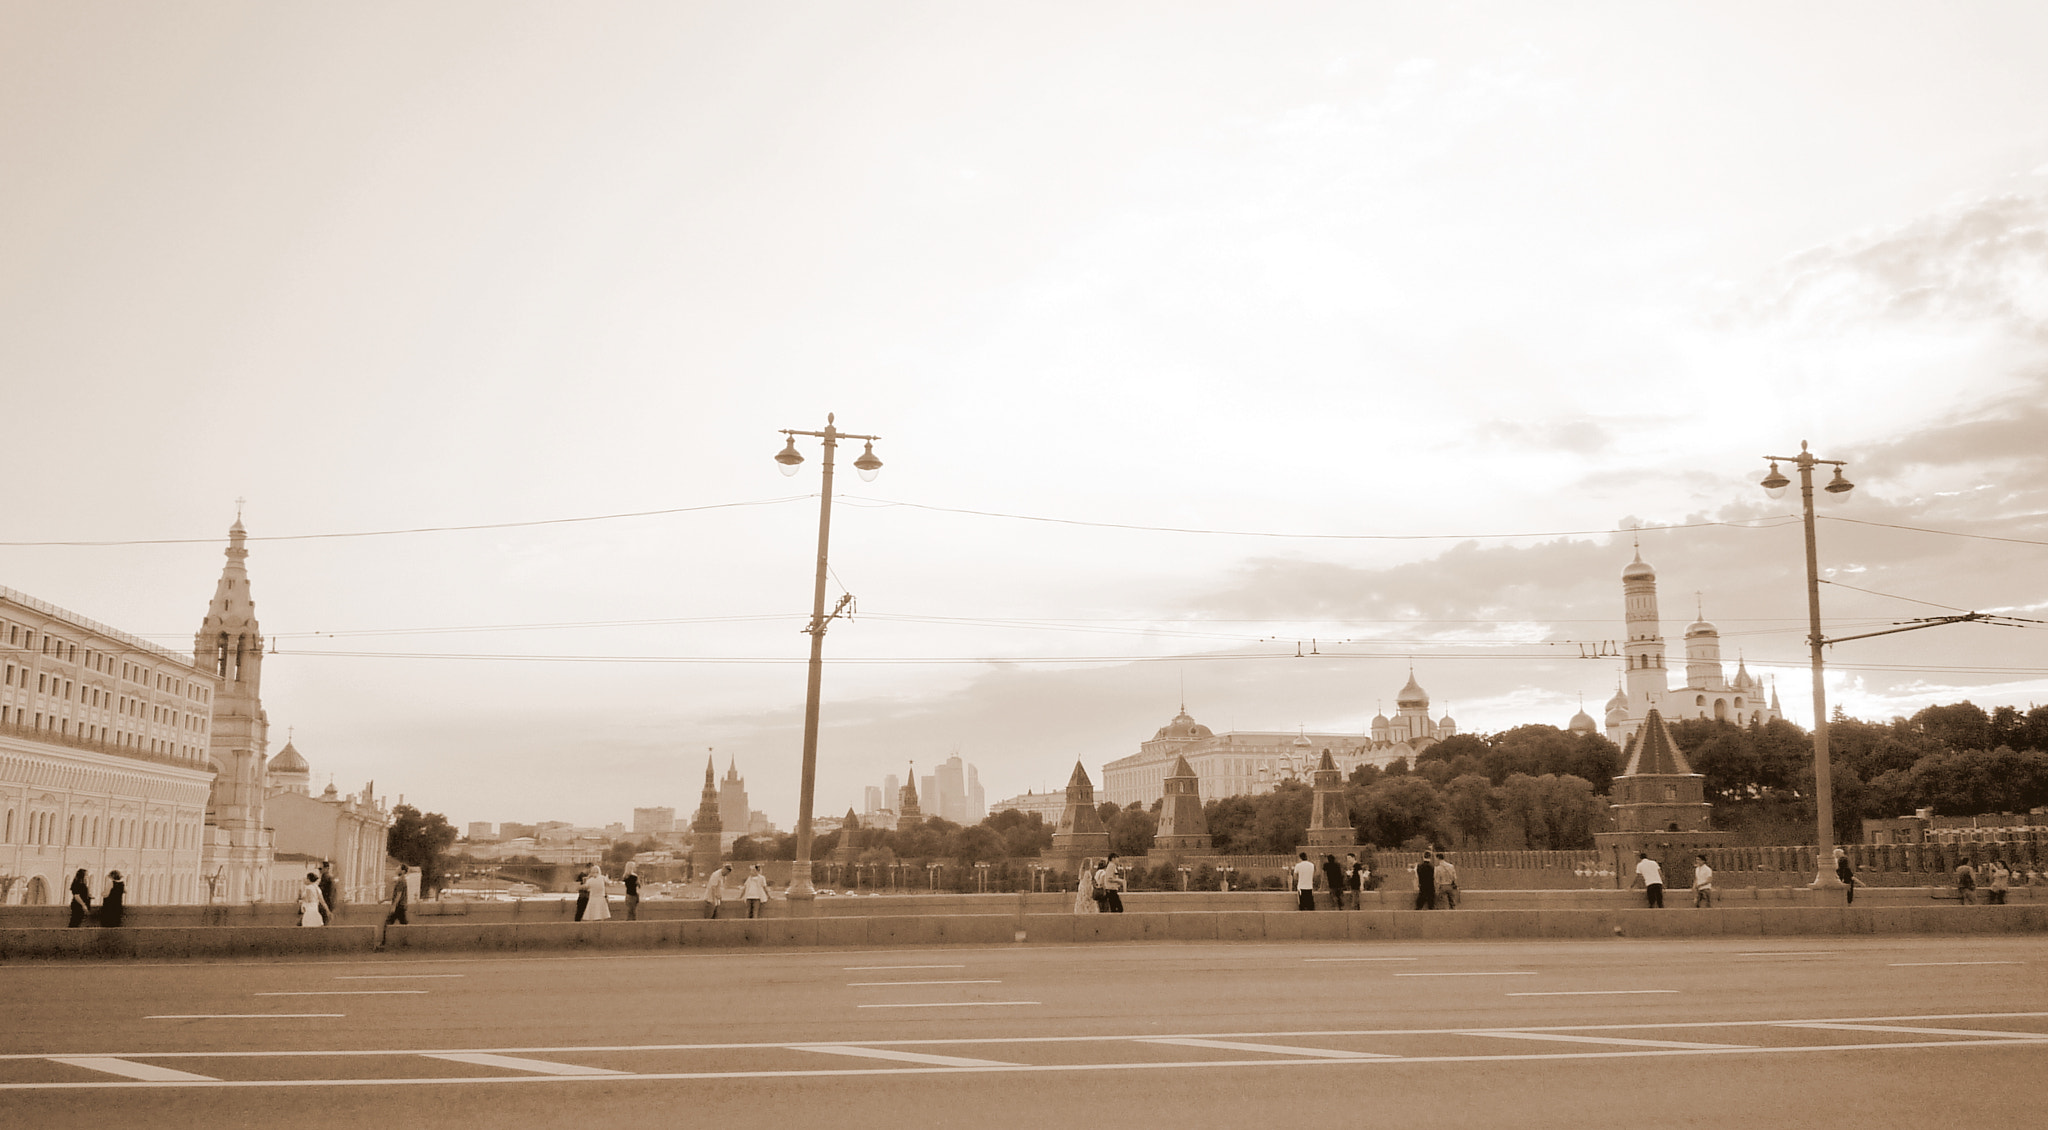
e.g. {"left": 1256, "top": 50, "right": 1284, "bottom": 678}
{"left": 68, "top": 869, "right": 93, "bottom": 927}
{"left": 1074, "top": 859, "right": 1099, "bottom": 913}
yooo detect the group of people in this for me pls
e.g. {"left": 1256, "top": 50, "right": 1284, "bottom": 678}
{"left": 65, "top": 868, "right": 126, "bottom": 928}
{"left": 569, "top": 861, "right": 647, "bottom": 921}
{"left": 1074, "top": 855, "right": 1126, "bottom": 913}
{"left": 1288, "top": 852, "right": 1393, "bottom": 910}
{"left": 1954, "top": 857, "right": 2019, "bottom": 904}
{"left": 698, "top": 863, "right": 772, "bottom": 918}
{"left": 1633, "top": 852, "right": 1721, "bottom": 908}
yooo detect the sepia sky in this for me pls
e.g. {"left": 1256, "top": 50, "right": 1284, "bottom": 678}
{"left": 4, "top": 3, "right": 2047, "bottom": 830}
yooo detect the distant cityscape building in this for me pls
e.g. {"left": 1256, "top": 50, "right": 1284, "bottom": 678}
{"left": 468, "top": 822, "right": 497, "bottom": 841}
{"left": 1605, "top": 550, "right": 1782, "bottom": 746}
{"left": 989, "top": 788, "right": 1067, "bottom": 823}
{"left": 880, "top": 755, "right": 986, "bottom": 827}
{"left": 1100, "top": 677, "right": 1455, "bottom": 809}
{"left": 712, "top": 755, "right": 776, "bottom": 847}
{"left": 632, "top": 807, "right": 676, "bottom": 836}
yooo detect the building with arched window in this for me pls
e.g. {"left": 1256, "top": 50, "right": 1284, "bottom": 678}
{"left": 1, "top": 585, "right": 217, "bottom": 906}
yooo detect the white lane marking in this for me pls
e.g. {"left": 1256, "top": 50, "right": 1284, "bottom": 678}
{"left": 427, "top": 1053, "right": 627, "bottom": 1076}
{"left": 1302, "top": 957, "right": 1419, "bottom": 963}
{"left": 1887, "top": 961, "right": 2022, "bottom": 967}
{"left": 1509, "top": 990, "right": 1679, "bottom": 997}
{"left": 1736, "top": 951, "right": 1838, "bottom": 956}
{"left": 41, "top": 1011, "right": 2048, "bottom": 1060}
{"left": 336, "top": 974, "right": 467, "bottom": 980}
{"left": 1143, "top": 1038, "right": 1393, "bottom": 1059}
{"left": 1779, "top": 1022, "right": 2048, "bottom": 1040}
{"left": 48, "top": 1057, "right": 219, "bottom": 1082}
{"left": 792, "top": 1045, "right": 1017, "bottom": 1068}
{"left": 4, "top": 1039, "right": 2036, "bottom": 1089}
{"left": 145, "top": 1014, "right": 345, "bottom": 1020}
{"left": 1462, "top": 1031, "right": 1749, "bottom": 1050}
{"left": 856, "top": 1001, "right": 1040, "bottom": 1009}
{"left": 843, "top": 964, "right": 967, "bottom": 971}
{"left": 846, "top": 980, "right": 1001, "bottom": 987}
{"left": 253, "top": 991, "right": 429, "bottom": 997}
{"left": 1395, "top": 971, "right": 1538, "bottom": 977}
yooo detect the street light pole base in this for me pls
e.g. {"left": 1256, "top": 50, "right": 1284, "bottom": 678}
{"left": 785, "top": 860, "right": 818, "bottom": 917}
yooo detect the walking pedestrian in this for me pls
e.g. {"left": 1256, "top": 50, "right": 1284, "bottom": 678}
{"left": 67, "top": 869, "right": 93, "bottom": 928}
{"left": 1344, "top": 853, "right": 1363, "bottom": 910}
{"left": 622, "top": 861, "right": 640, "bottom": 920}
{"left": 99, "top": 870, "right": 125, "bottom": 928}
{"left": 1294, "top": 853, "right": 1317, "bottom": 911}
{"left": 703, "top": 864, "right": 730, "bottom": 919}
{"left": 1635, "top": 852, "right": 1664, "bottom": 908}
{"left": 1833, "top": 848, "right": 1856, "bottom": 904}
{"left": 317, "top": 861, "right": 338, "bottom": 924}
{"left": 1956, "top": 857, "right": 1977, "bottom": 905}
{"left": 1434, "top": 854, "right": 1459, "bottom": 909}
{"left": 384, "top": 865, "right": 411, "bottom": 926}
{"left": 1075, "top": 860, "right": 1099, "bottom": 914}
{"left": 1320, "top": 855, "right": 1345, "bottom": 910}
{"left": 741, "top": 864, "right": 769, "bottom": 918}
{"left": 1692, "top": 855, "right": 1714, "bottom": 908}
{"left": 1098, "top": 854, "right": 1126, "bottom": 913}
{"left": 1413, "top": 852, "right": 1436, "bottom": 911}
{"left": 298, "top": 871, "right": 329, "bottom": 927}
{"left": 584, "top": 865, "right": 612, "bottom": 921}
{"left": 572, "top": 870, "right": 590, "bottom": 921}
{"left": 1988, "top": 861, "right": 2010, "bottom": 905}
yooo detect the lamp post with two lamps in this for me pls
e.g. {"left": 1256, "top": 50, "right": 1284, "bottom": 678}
{"left": 1759, "top": 442, "right": 1854, "bottom": 892}
{"left": 774, "top": 414, "right": 884, "bottom": 907}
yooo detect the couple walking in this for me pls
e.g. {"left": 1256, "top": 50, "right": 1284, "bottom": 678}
{"left": 1074, "top": 855, "right": 1125, "bottom": 913}
{"left": 66, "top": 869, "right": 126, "bottom": 928}
{"left": 701, "top": 863, "right": 772, "bottom": 918}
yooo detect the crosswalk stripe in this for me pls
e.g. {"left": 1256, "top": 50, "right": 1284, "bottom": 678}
{"left": 48, "top": 1057, "right": 219, "bottom": 1082}
{"left": 1142, "top": 1038, "right": 1394, "bottom": 1059}
{"left": 1460, "top": 1031, "right": 1747, "bottom": 1050}
{"left": 791, "top": 1045, "right": 1018, "bottom": 1068}
{"left": 426, "top": 1053, "right": 628, "bottom": 1076}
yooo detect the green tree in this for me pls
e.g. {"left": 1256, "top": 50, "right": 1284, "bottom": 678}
{"left": 1203, "top": 795, "right": 1260, "bottom": 855}
{"left": 1250, "top": 780, "right": 1313, "bottom": 853}
{"left": 386, "top": 804, "right": 459, "bottom": 893}
{"left": 1353, "top": 777, "right": 1445, "bottom": 849}
{"left": 1443, "top": 773, "right": 1499, "bottom": 847}
{"left": 1109, "top": 803, "right": 1157, "bottom": 856}
{"left": 1911, "top": 701, "right": 1992, "bottom": 752}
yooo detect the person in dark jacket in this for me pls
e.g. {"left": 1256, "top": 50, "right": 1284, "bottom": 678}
{"left": 317, "top": 861, "right": 338, "bottom": 924}
{"left": 1321, "top": 855, "right": 1345, "bottom": 910}
{"left": 1833, "top": 848, "right": 1856, "bottom": 904}
{"left": 573, "top": 871, "right": 590, "bottom": 921}
{"left": 68, "top": 869, "right": 93, "bottom": 927}
{"left": 1414, "top": 853, "right": 1436, "bottom": 911}
{"left": 99, "top": 871, "right": 125, "bottom": 928}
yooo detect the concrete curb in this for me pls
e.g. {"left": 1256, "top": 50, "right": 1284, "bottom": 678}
{"left": 3, "top": 904, "right": 2043, "bottom": 961}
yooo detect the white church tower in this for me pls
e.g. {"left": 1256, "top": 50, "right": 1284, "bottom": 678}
{"left": 196, "top": 517, "right": 275, "bottom": 903}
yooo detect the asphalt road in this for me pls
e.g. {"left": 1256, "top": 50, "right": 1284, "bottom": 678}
{"left": 3, "top": 934, "right": 2044, "bottom": 1129}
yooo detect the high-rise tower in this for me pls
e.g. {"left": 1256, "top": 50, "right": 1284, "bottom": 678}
{"left": 196, "top": 518, "right": 274, "bottom": 903}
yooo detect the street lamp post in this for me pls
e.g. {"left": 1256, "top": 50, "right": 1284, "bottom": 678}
{"left": 774, "top": 414, "right": 883, "bottom": 908}
{"left": 1759, "top": 441, "right": 1854, "bottom": 892}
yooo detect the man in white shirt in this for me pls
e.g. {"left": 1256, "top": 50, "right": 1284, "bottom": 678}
{"left": 1293, "top": 853, "right": 1317, "bottom": 911}
{"left": 1636, "top": 852, "right": 1664, "bottom": 908}
{"left": 1692, "top": 855, "right": 1714, "bottom": 907}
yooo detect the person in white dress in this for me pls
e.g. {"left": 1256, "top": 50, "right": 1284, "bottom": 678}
{"left": 583, "top": 866, "right": 612, "bottom": 921}
{"left": 1075, "top": 859, "right": 1099, "bottom": 914}
{"left": 741, "top": 864, "right": 770, "bottom": 918}
{"left": 298, "top": 872, "right": 328, "bottom": 927}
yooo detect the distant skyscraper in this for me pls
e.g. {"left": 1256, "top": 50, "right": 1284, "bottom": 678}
{"left": 864, "top": 785, "right": 884, "bottom": 814}
{"left": 468, "top": 822, "right": 496, "bottom": 841}
{"left": 719, "top": 757, "right": 750, "bottom": 847}
{"left": 882, "top": 774, "right": 900, "bottom": 811}
{"left": 966, "top": 763, "right": 986, "bottom": 822}
{"left": 934, "top": 757, "right": 966, "bottom": 823}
